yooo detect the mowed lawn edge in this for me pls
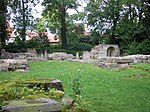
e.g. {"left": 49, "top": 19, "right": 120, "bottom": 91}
{"left": 0, "top": 60, "right": 150, "bottom": 112}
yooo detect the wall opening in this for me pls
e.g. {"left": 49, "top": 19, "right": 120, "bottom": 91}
{"left": 107, "top": 47, "right": 116, "bottom": 57}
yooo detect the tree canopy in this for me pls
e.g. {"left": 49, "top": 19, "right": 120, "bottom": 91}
{"left": 1, "top": 0, "right": 150, "bottom": 55}
{"left": 42, "top": 0, "right": 80, "bottom": 49}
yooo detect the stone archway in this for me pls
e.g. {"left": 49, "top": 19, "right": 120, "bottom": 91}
{"left": 107, "top": 47, "right": 116, "bottom": 57}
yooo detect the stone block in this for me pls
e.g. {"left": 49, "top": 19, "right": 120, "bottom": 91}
{"left": 2, "top": 98, "right": 61, "bottom": 112}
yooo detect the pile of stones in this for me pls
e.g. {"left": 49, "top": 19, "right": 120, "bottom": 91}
{"left": 0, "top": 59, "right": 29, "bottom": 72}
{"left": 48, "top": 52, "right": 74, "bottom": 60}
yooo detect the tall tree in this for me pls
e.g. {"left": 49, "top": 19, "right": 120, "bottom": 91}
{"left": 0, "top": 0, "right": 7, "bottom": 48}
{"left": 85, "top": 0, "right": 150, "bottom": 54}
{"left": 9, "top": 0, "right": 39, "bottom": 42}
{"left": 42, "top": 0, "right": 79, "bottom": 49}
{"left": 85, "top": 0, "right": 122, "bottom": 44}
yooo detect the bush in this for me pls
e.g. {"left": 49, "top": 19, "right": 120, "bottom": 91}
{"left": 4, "top": 42, "right": 27, "bottom": 53}
{"left": 124, "top": 42, "right": 139, "bottom": 55}
{"left": 136, "top": 39, "right": 150, "bottom": 54}
{"left": 26, "top": 39, "right": 39, "bottom": 48}
{"left": 68, "top": 43, "right": 93, "bottom": 51}
{"left": 122, "top": 39, "right": 150, "bottom": 55}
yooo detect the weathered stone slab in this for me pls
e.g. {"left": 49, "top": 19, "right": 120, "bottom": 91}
{"left": 98, "top": 62, "right": 119, "bottom": 68}
{"left": 2, "top": 98, "right": 61, "bottom": 112}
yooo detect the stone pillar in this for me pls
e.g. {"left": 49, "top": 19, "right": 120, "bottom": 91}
{"left": 44, "top": 50, "right": 48, "bottom": 59}
{"left": 76, "top": 52, "right": 80, "bottom": 59}
{"left": 1, "top": 49, "right": 5, "bottom": 58}
{"left": 41, "top": 53, "right": 44, "bottom": 59}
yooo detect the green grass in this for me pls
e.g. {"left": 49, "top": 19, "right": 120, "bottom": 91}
{"left": 0, "top": 61, "right": 150, "bottom": 112}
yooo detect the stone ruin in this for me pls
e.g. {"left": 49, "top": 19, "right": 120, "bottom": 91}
{"left": 0, "top": 44, "right": 150, "bottom": 69}
{"left": 0, "top": 49, "right": 74, "bottom": 61}
{"left": 1, "top": 49, "right": 39, "bottom": 60}
{"left": 48, "top": 52, "right": 74, "bottom": 60}
{"left": 67, "top": 44, "right": 149, "bottom": 68}
{"left": 82, "top": 44, "right": 120, "bottom": 60}
{"left": 0, "top": 59, "right": 29, "bottom": 72}
{"left": 80, "top": 44, "right": 150, "bottom": 68}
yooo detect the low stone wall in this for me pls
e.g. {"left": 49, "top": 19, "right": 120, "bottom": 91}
{"left": 1, "top": 49, "right": 75, "bottom": 61}
{"left": 1, "top": 50, "right": 39, "bottom": 60}
{"left": 0, "top": 59, "right": 29, "bottom": 72}
{"left": 1, "top": 49, "right": 149, "bottom": 69}
{"left": 68, "top": 54, "right": 150, "bottom": 68}
{"left": 89, "top": 55, "right": 150, "bottom": 68}
{"left": 48, "top": 52, "right": 74, "bottom": 60}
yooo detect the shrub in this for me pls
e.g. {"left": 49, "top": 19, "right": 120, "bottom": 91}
{"left": 68, "top": 43, "right": 93, "bottom": 52}
{"left": 136, "top": 39, "right": 150, "bottom": 54}
{"left": 4, "top": 42, "right": 27, "bottom": 53}
{"left": 122, "top": 39, "right": 150, "bottom": 55}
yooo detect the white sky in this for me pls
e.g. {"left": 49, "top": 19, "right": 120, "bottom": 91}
{"left": 34, "top": 0, "right": 87, "bottom": 18}
{"left": 67, "top": 0, "right": 87, "bottom": 15}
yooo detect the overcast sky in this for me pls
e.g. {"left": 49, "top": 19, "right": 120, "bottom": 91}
{"left": 34, "top": 0, "right": 87, "bottom": 18}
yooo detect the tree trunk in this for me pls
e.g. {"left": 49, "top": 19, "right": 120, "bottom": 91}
{"left": 110, "top": 14, "right": 119, "bottom": 44}
{"left": 21, "top": 0, "right": 26, "bottom": 42}
{"left": 0, "top": 0, "right": 7, "bottom": 49}
{"left": 60, "top": 6, "right": 67, "bottom": 49}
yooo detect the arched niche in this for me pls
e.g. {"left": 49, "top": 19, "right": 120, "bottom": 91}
{"left": 107, "top": 47, "right": 116, "bottom": 57}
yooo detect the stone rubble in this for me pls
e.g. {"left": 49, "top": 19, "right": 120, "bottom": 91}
{"left": 48, "top": 52, "right": 74, "bottom": 60}
{"left": 0, "top": 59, "right": 29, "bottom": 72}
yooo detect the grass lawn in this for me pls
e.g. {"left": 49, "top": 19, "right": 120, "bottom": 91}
{"left": 0, "top": 61, "right": 150, "bottom": 112}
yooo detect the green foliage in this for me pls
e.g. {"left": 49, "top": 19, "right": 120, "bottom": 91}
{"left": 42, "top": 0, "right": 80, "bottom": 49}
{"left": 135, "top": 39, "right": 150, "bottom": 55}
{"left": 27, "top": 34, "right": 50, "bottom": 53}
{"left": 26, "top": 38, "right": 39, "bottom": 49}
{"left": 85, "top": 0, "right": 150, "bottom": 55}
{"left": 8, "top": 0, "right": 39, "bottom": 42}
{"left": 67, "top": 32, "right": 78, "bottom": 44}
{"left": 68, "top": 43, "right": 93, "bottom": 52}
{"left": 71, "top": 75, "right": 81, "bottom": 97}
{"left": 74, "top": 95, "right": 92, "bottom": 112}
{"left": 0, "top": 0, "right": 7, "bottom": 48}
{"left": 0, "top": 80, "right": 63, "bottom": 108}
{"left": 4, "top": 42, "right": 27, "bottom": 53}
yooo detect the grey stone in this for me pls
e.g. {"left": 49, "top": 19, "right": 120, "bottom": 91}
{"left": 82, "top": 44, "right": 120, "bottom": 60}
{"left": 2, "top": 98, "right": 61, "bottom": 112}
{"left": 23, "top": 79, "right": 64, "bottom": 91}
{"left": 0, "top": 49, "right": 40, "bottom": 60}
{"left": 0, "top": 59, "right": 29, "bottom": 72}
{"left": 61, "top": 98, "right": 75, "bottom": 109}
{"left": 48, "top": 52, "right": 74, "bottom": 60}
